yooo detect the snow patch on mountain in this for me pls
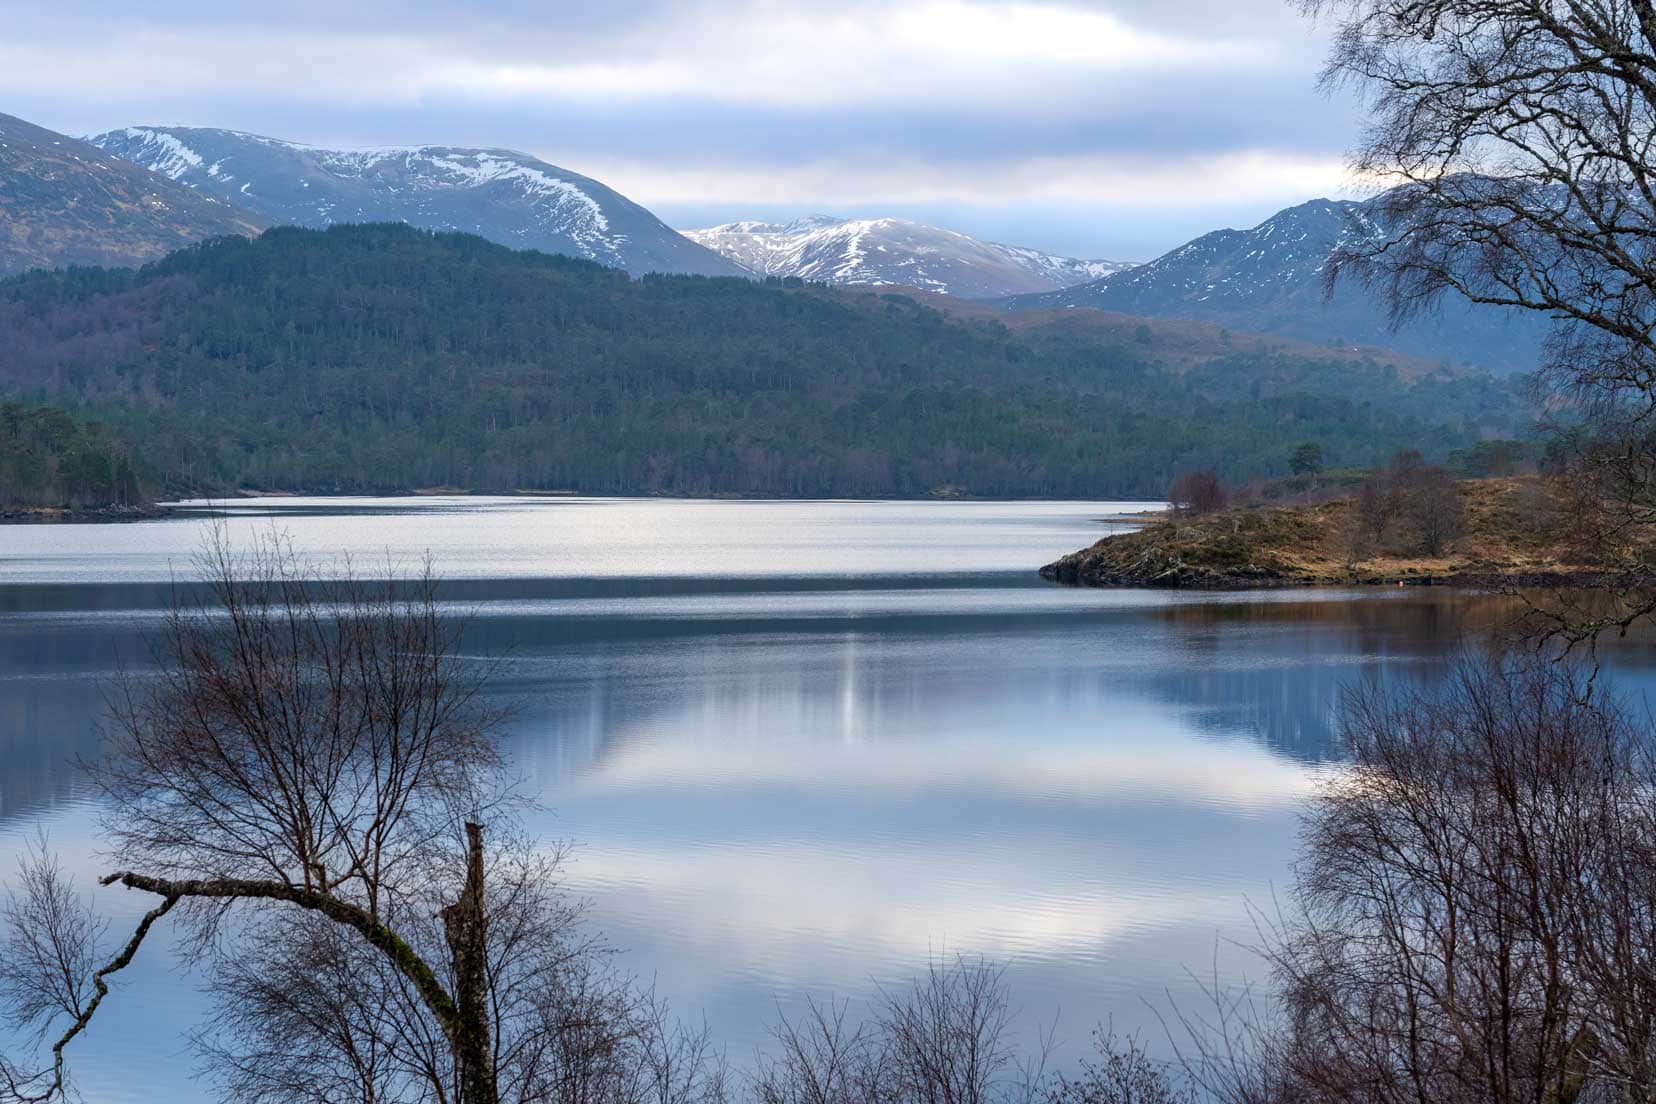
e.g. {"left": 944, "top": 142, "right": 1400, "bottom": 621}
{"left": 1000, "top": 192, "right": 1544, "bottom": 374}
{"left": 89, "top": 126, "right": 740, "bottom": 277}
{"left": 1024, "top": 199, "right": 1384, "bottom": 312}
{"left": 120, "top": 127, "right": 203, "bottom": 181}
{"left": 683, "top": 216, "right": 1134, "bottom": 299}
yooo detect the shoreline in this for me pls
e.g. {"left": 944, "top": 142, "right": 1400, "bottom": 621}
{"left": 0, "top": 503, "right": 167, "bottom": 525}
{"left": 0, "top": 492, "right": 1165, "bottom": 526}
{"left": 1038, "top": 479, "right": 1617, "bottom": 591}
{"left": 1039, "top": 559, "right": 1608, "bottom": 591}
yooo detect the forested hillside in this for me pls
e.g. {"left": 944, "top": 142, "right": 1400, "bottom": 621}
{"left": 0, "top": 403, "right": 145, "bottom": 510}
{"left": 0, "top": 224, "right": 1536, "bottom": 499}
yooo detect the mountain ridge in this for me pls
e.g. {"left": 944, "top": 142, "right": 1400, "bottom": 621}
{"left": 684, "top": 215, "right": 1133, "bottom": 299}
{"left": 1004, "top": 193, "right": 1552, "bottom": 375}
{"left": 0, "top": 112, "right": 264, "bottom": 277}
{"left": 88, "top": 125, "right": 745, "bottom": 277}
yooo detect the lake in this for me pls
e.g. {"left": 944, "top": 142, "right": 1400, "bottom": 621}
{"left": 4, "top": 496, "right": 1652, "bottom": 1102}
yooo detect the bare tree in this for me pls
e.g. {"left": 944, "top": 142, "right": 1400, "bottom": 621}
{"left": 1400, "top": 465, "right": 1467, "bottom": 555}
{"left": 1346, "top": 452, "right": 1466, "bottom": 556}
{"left": 1224, "top": 660, "right": 1656, "bottom": 1104}
{"left": 1305, "top": 0, "right": 1656, "bottom": 632}
{"left": 0, "top": 531, "right": 716, "bottom": 1104}
{"left": 1309, "top": 0, "right": 1656, "bottom": 389}
{"left": 1168, "top": 472, "right": 1229, "bottom": 517}
{"left": 754, "top": 958, "right": 1049, "bottom": 1104}
{"left": 1046, "top": 1030, "right": 1192, "bottom": 1104}
{"left": 1351, "top": 474, "right": 1400, "bottom": 547}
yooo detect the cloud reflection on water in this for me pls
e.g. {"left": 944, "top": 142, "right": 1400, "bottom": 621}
{"left": 5, "top": 500, "right": 1654, "bottom": 1099}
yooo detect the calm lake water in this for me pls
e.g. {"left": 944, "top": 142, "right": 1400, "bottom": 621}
{"left": 5, "top": 496, "right": 1655, "bottom": 1102}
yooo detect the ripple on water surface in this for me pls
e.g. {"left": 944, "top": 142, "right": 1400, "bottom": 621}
{"left": 6, "top": 498, "right": 1651, "bottom": 1098}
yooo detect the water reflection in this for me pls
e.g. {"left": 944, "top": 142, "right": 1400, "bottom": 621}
{"left": 0, "top": 582, "right": 1625, "bottom": 826}
{"left": 6, "top": 500, "right": 1656, "bottom": 1102}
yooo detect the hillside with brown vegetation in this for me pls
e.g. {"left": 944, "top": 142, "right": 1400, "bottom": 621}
{"left": 1041, "top": 476, "right": 1603, "bottom": 589}
{"left": 0, "top": 112, "right": 264, "bottom": 277}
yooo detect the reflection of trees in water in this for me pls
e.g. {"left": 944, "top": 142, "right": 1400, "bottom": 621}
{"left": 1145, "top": 593, "right": 1656, "bottom": 763}
{"left": 16, "top": 587, "right": 1656, "bottom": 820}
{"left": 0, "top": 679, "right": 107, "bottom": 824}
{"left": 0, "top": 614, "right": 138, "bottom": 824}
{"left": 1143, "top": 594, "right": 1515, "bottom": 763}
{"left": 480, "top": 594, "right": 1540, "bottom": 786}
{"left": 1148, "top": 592, "right": 1520, "bottom": 643}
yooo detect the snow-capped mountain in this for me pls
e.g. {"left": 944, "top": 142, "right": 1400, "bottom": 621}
{"left": 0, "top": 112, "right": 263, "bottom": 278}
{"left": 683, "top": 216, "right": 1133, "bottom": 299}
{"left": 88, "top": 126, "right": 745, "bottom": 278}
{"left": 1004, "top": 195, "right": 1549, "bottom": 374}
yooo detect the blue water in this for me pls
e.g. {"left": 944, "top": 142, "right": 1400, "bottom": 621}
{"left": 4, "top": 496, "right": 1648, "bottom": 1102}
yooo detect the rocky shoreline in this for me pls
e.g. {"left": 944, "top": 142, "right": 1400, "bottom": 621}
{"left": 1040, "top": 480, "right": 1605, "bottom": 590}
{"left": 0, "top": 503, "right": 164, "bottom": 524}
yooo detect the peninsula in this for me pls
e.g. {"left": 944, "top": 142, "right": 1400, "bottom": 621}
{"left": 1041, "top": 477, "right": 1602, "bottom": 589}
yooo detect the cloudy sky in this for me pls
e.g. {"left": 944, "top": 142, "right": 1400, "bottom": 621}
{"left": 2, "top": 0, "right": 1362, "bottom": 259}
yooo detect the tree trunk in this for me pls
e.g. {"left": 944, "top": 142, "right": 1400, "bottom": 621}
{"left": 443, "top": 822, "right": 496, "bottom": 1104}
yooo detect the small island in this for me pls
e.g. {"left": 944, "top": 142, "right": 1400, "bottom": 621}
{"left": 1042, "top": 466, "right": 1604, "bottom": 590}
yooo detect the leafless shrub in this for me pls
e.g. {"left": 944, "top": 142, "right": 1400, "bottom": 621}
{"left": 1047, "top": 1029, "right": 1192, "bottom": 1104}
{"left": 1399, "top": 465, "right": 1465, "bottom": 556}
{"left": 1159, "top": 966, "right": 1301, "bottom": 1104}
{"left": 754, "top": 998, "right": 889, "bottom": 1104}
{"left": 1350, "top": 476, "right": 1398, "bottom": 548}
{"left": 1513, "top": 478, "right": 1557, "bottom": 535}
{"left": 1168, "top": 472, "right": 1228, "bottom": 517}
{"left": 878, "top": 957, "right": 1027, "bottom": 1104}
{"left": 1233, "top": 660, "right": 1656, "bottom": 1104}
{"left": 1347, "top": 452, "right": 1466, "bottom": 557}
{"left": 0, "top": 530, "right": 708, "bottom": 1104}
{"left": 756, "top": 958, "right": 1049, "bottom": 1104}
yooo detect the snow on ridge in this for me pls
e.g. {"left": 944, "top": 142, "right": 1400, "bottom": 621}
{"left": 99, "top": 128, "right": 623, "bottom": 259}
{"left": 683, "top": 216, "right": 1134, "bottom": 296}
{"left": 120, "top": 127, "right": 203, "bottom": 181}
{"left": 826, "top": 222, "right": 871, "bottom": 282}
{"left": 1018, "top": 194, "right": 1395, "bottom": 310}
{"left": 416, "top": 152, "right": 609, "bottom": 237}
{"left": 289, "top": 146, "right": 611, "bottom": 241}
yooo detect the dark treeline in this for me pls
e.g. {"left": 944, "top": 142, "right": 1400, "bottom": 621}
{"left": 0, "top": 401, "right": 143, "bottom": 510}
{"left": 0, "top": 224, "right": 1533, "bottom": 499}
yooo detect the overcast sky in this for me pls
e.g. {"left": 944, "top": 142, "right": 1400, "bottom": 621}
{"left": 1, "top": 0, "right": 1363, "bottom": 259}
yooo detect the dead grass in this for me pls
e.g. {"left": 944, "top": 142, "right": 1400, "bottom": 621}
{"left": 1042, "top": 477, "right": 1596, "bottom": 589}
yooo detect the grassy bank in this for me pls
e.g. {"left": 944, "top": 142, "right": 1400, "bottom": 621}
{"left": 1041, "top": 477, "right": 1596, "bottom": 588}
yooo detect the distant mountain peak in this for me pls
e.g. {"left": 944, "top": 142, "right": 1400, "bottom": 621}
{"left": 682, "top": 215, "right": 1133, "bottom": 299}
{"left": 89, "top": 126, "right": 742, "bottom": 277}
{"left": 1002, "top": 189, "right": 1544, "bottom": 374}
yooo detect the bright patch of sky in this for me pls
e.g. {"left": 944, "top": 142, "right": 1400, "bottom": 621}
{"left": 0, "top": 0, "right": 1361, "bottom": 259}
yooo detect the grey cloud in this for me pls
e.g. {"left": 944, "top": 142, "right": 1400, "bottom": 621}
{"left": 3, "top": 0, "right": 1352, "bottom": 258}
{"left": 22, "top": 0, "right": 1320, "bottom": 40}
{"left": 20, "top": 65, "right": 1352, "bottom": 168}
{"left": 1058, "top": 0, "right": 1320, "bottom": 35}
